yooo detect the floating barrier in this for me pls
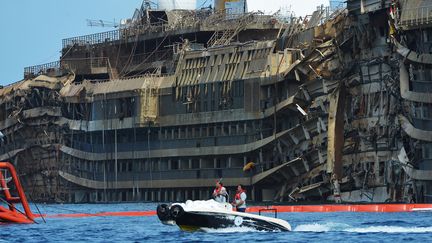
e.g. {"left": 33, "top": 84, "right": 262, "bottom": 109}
{"left": 2, "top": 161, "right": 432, "bottom": 223}
{"left": 30, "top": 203, "right": 432, "bottom": 220}
{"left": 247, "top": 204, "right": 432, "bottom": 213}
{"left": 43, "top": 211, "right": 156, "bottom": 218}
{"left": 3, "top": 160, "right": 432, "bottom": 224}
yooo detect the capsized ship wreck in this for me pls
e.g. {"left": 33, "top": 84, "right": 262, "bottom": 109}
{"left": 1, "top": 0, "right": 432, "bottom": 203}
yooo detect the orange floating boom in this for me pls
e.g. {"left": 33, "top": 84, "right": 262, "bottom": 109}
{"left": 3, "top": 161, "right": 432, "bottom": 223}
{"left": 2, "top": 161, "right": 432, "bottom": 223}
{"left": 42, "top": 211, "right": 156, "bottom": 218}
{"left": 29, "top": 203, "right": 432, "bottom": 220}
{"left": 247, "top": 204, "right": 432, "bottom": 213}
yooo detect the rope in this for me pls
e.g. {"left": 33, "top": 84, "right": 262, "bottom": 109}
{"left": 60, "top": 43, "right": 77, "bottom": 61}
{"left": 133, "top": 48, "right": 170, "bottom": 77}
{"left": 39, "top": 204, "right": 90, "bottom": 214}
{"left": 114, "top": 32, "right": 123, "bottom": 72}
{"left": 28, "top": 169, "right": 46, "bottom": 223}
{"left": 122, "top": 32, "right": 170, "bottom": 77}
{"left": 28, "top": 194, "right": 46, "bottom": 223}
{"left": 0, "top": 197, "right": 37, "bottom": 224}
{"left": 119, "top": 28, "right": 141, "bottom": 76}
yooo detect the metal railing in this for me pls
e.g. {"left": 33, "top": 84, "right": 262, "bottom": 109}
{"left": 24, "top": 57, "right": 112, "bottom": 78}
{"left": 61, "top": 11, "right": 273, "bottom": 50}
{"left": 400, "top": 3, "right": 432, "bottom": 27}
{"left": 83, "top": 72, "right": 171, "bottom": 84}
{"left": 62, "top": 30, "right": 120, "bottom": 48}
{"left": 61, "top": 21, "right": 195, "bottom": 49}
{"left": 23, "top": 48, "right": 175, "bottom": 79}
{"left": 24, "top": 61, "right": 60, "bottom": 78}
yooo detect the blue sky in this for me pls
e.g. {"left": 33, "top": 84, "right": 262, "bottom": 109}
{"left": 0, "top": 0, "right": 327, "bottom": 85}
{"left": 0, "top": 0, "right": 142, "bottom": 85}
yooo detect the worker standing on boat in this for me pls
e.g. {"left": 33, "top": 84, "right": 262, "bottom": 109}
{"left": 232, "top": 184, "right": 247, "bottom": 212}
{"left": 212, "top": 180, "right": 228, "bottom": 203}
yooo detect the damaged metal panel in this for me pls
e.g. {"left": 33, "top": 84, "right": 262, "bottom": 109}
{"left": 399, "top": 63, "right": 432, "bottom": 103}
{"left": 394, "top": 39, "right": 432, "bottom": 64}
{"left": 399, "top": 115, "right": 432, "bottom": 142}
{"left": 326, "top": 85, "right": 346, "bottom": 179}
{"left": 398, "top": 147, "right": 432, "bottom": 180}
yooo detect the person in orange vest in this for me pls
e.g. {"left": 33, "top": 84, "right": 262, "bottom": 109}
{"left": 212, "top": 180, "right": 228, "bottom": 203}
{"left": 232, "top": 184, "right": 247, "bottom": 212}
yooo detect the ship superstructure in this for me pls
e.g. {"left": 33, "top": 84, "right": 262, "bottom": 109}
{"left": 1, "top": 0, "right": 431, "bottom": 203}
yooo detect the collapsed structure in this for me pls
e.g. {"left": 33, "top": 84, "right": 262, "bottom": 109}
{"left": 1, "top": 0, "right": 431, "bottom": 203}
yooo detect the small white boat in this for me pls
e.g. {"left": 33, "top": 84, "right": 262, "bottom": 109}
{"left": 156, "top": 200, "right": 291, "bottom": 232}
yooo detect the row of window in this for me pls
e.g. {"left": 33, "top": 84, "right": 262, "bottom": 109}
{"left": 64, "top": 156, "right": 247, "bottom": 173}
{"left": 69, "top": 120, "right": 267, "bottom": 145}
{"left": 410, "top": 102, "right": 432, "bottom": 120}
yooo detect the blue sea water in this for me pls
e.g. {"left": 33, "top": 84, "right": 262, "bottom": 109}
{"left": 1, "top": 203, "right": 432, "bottom": 242}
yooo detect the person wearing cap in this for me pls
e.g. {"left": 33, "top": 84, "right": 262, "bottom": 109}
{"left": 212, "top": 180, "right": 228, "bottom": 203}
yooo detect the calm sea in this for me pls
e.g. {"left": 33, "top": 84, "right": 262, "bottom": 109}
{"left": 1, "top": 203, "right": 431, "bottom": 242}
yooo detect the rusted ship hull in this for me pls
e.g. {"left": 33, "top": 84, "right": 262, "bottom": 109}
{"left": 1, "top": 0, "right": 432, "bottom": 203}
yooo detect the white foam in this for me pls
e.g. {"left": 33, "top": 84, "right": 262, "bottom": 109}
{"left": 346, "top": 226, "right": 432, "bottom": 233}
{"left": 294, "top": 222, "right": 350, "bottom": 232}
{"left": 294, "top": 223, "right": 432, "bottom": 234}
